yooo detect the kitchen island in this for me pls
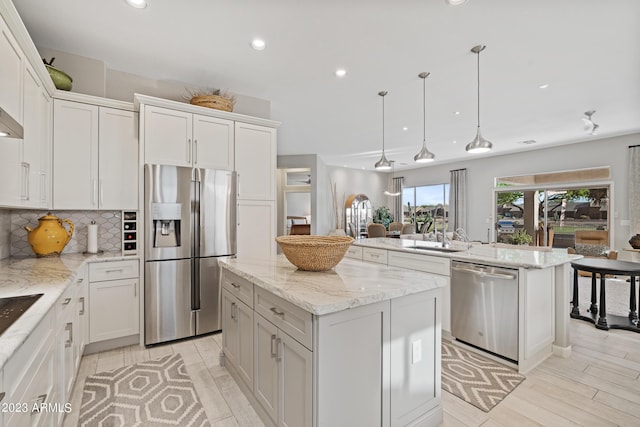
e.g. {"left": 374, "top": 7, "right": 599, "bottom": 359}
{"left": 219, "top": 255, "right": 446, "bottom": 427}
{"left": 350, "top": 238, "right": 580, "bottom": 373}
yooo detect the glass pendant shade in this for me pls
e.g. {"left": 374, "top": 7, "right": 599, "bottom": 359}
{"left": 466, "top": 45, "right": 493, "bottom": 154}
{"left": 414, "top": 72, "right": 435, "bottom": 163}
{"left": 374, "top": 91, "right": 392, "bottom": 170}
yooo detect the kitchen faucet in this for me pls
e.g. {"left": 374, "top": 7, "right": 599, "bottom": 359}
{"left": 433, "top": 203, "right": 450, "bottom": 248}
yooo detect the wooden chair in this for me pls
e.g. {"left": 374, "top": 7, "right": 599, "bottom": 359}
{"left": 367, "top": 223, "right": 386, "bottom": 238}
{"left": 401, "top": 223, "right": 415, "bottom": 234}
{"left": 290, "top": 224, "right": 311, "bottom": 235}
{"left": 388, "top": 222, "right": 403, "bottom": 233}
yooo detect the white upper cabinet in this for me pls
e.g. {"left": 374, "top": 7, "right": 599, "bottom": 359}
{"left": 22, "top": 62, "right": 51, "bottom": 208}
{"left": 143, "top": 105, "right": 192, "bottom": 167}
{"left": 53, "top": 98, "right": 138, "bottom": 210}
{"left": 0, "top": 14, "right": 23, "bottom": 125}
{"left": 235, "top": 122, "right": 276, "bottom": 200}
{"left": 192, "top": 114, "right": 234, "bottom": 170}
{"left": 98, "top": 107, "right": 139, "bottom": 210}
{"left": 144, "top": 105, "right": 234, "bottom": 170}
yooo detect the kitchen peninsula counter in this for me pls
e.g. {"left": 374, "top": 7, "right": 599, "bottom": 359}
{"left": 0, "top": 252, "right": 137, "bottom": 370}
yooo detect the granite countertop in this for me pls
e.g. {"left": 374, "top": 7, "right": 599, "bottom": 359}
{"left": 219, "top": 255, "right": 448, "bottom": 316}
{"left": 352, "top": 237, "right": 582, "bottom": 269}
{"left": 0, "top": 252, "right": 138, "bottom": 370}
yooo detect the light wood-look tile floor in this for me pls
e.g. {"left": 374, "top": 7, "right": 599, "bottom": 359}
{"left": 64, "top": 320, "right": 639, "bottom": 427}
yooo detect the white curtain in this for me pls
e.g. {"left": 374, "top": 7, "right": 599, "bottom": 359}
{"left": 391, "top": 176, "right": 403, "bottom": 222}
{"left": 629, "top": 145, "right": 640, "bottom": 235}
{"left": 449, "top": 168, "right": 467, "bottom": 231}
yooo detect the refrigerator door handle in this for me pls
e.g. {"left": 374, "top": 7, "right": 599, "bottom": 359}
{"left": 192, "top": 258, "right": 201, "bottom": 311}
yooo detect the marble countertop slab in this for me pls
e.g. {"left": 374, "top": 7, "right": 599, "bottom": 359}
{"left": 219, "top": 255, "right": 447, "bottom": 316}
{"left": 352, "top": 238, "right": 582, "bottom": 268}
{"left": 0, "top": 252, "right": 138, "bottom": 370}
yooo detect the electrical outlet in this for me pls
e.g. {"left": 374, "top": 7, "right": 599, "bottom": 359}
{"left": 412, "top": 339, "right": 422, "bottom": 364}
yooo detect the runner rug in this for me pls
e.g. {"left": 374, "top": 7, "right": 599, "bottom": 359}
{"left": 441, "top": 341, "right": 526, "bottom": 412}
{"left": 79, "top": 353, "right": 210, "bottom": 426}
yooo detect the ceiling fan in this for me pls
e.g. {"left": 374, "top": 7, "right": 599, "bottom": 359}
{"left": 582, "top": 110, "right": 599, "bottom": 135}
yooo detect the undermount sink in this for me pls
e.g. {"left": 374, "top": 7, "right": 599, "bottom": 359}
{"left": 0, "top": 293, "right": 43, "bottom": 336}
{"left": 409, "top": 246, "right": 464, "bottom": 253}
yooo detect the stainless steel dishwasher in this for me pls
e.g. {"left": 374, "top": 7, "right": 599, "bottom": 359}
{"left": 450, "top": 260, "right": 519, "bottom": 362}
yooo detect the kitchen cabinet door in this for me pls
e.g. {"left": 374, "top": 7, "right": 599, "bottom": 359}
{"left": 235, "top": 122, "right": 276, "bottom": 200}
{"left": 89, "top": 278, "right": 139, "bottom": 343}
{"left": 21, "top": 63, "right": 51, "bottom": 208}
{"left": 237, "top": 200, "right": 275, "bottom": 260}
{"left": 0, "top": 15, "right": 23, "bottom": 125}
{"left": 53, "top": 99, "right": 99, "bottom": 209}
{"left": 144, "top": 105, "right": 192, "bottom": 167}
{"left": 0, "top": 136, "right": 21, "bottom": 207}
{"left": 280, "top": 331, "right": 312, "bottom": 427}
{"left": 222, "top": 290, "right": 254, "bottom": 390}
{"left": 254, "top": 313, "right": 279, "bottom": 425}
{"left": 222, "top": 290, "right": 240, "bottom": 367}
{"left": 193, "top": 114, "right": 234, "bottom": 170}
{"left": 76, "top": 267, "right": 88, "bottom": 369}
{"left": 98, "top": 107, "right": 138, "bottom": 210}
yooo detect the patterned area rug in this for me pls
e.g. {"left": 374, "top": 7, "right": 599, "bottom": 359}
{"left": 79, "top": 353, "right": 210, "bottom": 426}
{"left": 442, "top": 341, "right": 525, "bottom": 412}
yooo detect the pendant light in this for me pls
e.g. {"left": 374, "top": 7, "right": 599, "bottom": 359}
{"left": 374, "top": 91, "right": 392, "bottom": 170}
{"left": 414, "top": 72, "right": 435, "bottom": 163}
{"left": 465, "top": 45, "right": 493, "bottom": 154}
{"left": 384, "top": 161, "right": 401, "bottom": 196}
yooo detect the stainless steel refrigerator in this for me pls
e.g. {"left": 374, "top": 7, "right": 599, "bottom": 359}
{"left": 144, "top": 164, "right": 236, "bottom": 345}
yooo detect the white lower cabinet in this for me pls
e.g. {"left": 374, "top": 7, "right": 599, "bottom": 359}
{"left": 56, "top": 280, "right": 78, "bottom": 414}
{"left": 254, "top": 313, "right": 312, "bottom": 427}
{"left": 4, "top": 310, "right": 56, "bottom": 427}
{"left": 89, "top": 260, "right": 140, "bottom": 343}
{"left": 222, "top": 289, "right": 254, "bottom": 390}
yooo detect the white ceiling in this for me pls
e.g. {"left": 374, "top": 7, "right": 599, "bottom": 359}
{"left": 12, "top": 0, "right": 640, "bottom": 171}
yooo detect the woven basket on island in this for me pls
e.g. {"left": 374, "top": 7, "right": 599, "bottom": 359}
{"left": 189, "top": 94, "right": 234, "bottom": 112}
{"left": 275, "top": 235, "right": 354, "bottom": 271}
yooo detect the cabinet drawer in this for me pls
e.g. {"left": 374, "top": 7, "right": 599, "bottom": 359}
{"left": 222, "top": 270, "right": 254, "bottom": 308}
{"left": 363, "top": 247, "right": 388, "bottom": 265}
{"left": 56, "top": 282, "right": 78, "bottom": 323}
{"left": 344, "top": 245, "right": 363, "bottom": 260}
{"left": 254, "top": 288, "right": 313, "bottom": 350}
{"left": 388, "top": 251, "right": 450, "bottom": 276}
{"left": 89, "top": 259, "right": 139, "bottom": 282}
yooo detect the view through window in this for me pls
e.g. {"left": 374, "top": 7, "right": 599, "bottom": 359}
{"left": 402, "top": 184, "right": 449, "bottom": 234}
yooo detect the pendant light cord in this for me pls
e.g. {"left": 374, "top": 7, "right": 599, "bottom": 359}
{"left": 382, "top": 94, "right": 385, "bottom": 152}
{"left": 423, "top": 76, "right": 426, "bottom": 141}
{"left": 477, "top": 50, "right": 481, "bottom": 129}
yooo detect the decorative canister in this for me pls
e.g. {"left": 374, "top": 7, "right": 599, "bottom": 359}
{"left": 24, "top": 212, "right": 74, "bottom": 257}
{"left": 629, "top": 234, "right": 640, "bottom": 249}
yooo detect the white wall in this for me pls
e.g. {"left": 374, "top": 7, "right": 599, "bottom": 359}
{"left": 400, "top": 133, "right": 639, "bottom": 250}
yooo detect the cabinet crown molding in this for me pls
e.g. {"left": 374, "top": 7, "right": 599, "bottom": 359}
{"left": 135, "top": 93, "right": 280, "bottom": 128}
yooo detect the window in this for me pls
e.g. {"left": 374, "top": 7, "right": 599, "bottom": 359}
{"left": 402, "top": 184, "right": 449, "bottom": 233}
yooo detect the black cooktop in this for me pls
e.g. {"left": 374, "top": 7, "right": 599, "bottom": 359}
{"left": 0, "top": 293, "right": 43, "bottom": 337}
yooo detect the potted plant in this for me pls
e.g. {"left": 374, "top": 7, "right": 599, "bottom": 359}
{"left": 509, "top": 229, "right": 533, "bottom": 245}
{"left": 373, "top": 206, "right": 393, "bottom": 229}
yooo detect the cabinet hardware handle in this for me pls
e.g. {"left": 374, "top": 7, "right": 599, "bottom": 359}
{"left": 270, "top": 334, "right": 277, "bottom": 358}
{"left": 79, "top": 297, "right": 85, "bottom": 315}
{"left": 134, "top": 285, "right": 137, "bottom": 297}
{"left": 99, "top": 179, "right": 104, "bottom": 206}
{"left": 20, "top": 162, "right": 28, "bottom": 200}
{"left": 187, "top": 138, "right": 191, "bottom": 163}
{"left": 231, "top": 282, "right": 241, "bottom": 289}
{"left": 91, "top": 179, "right": 98, "bottom": 206}
{"left": 0, "top": 392, "right": 5, "bottom": 402}
{"left": 65, "top": 322, "right": 73, "bottom": 347}
{"left": 230, "top": 302, "right": 237, "bottom": 320}
{"left": 105, "top": 269, "right": 124, "bottom": 273}
{"left": 62, "top": 297, "right": 72, "bottom": 305}
{"left": 276, "top": 337, "right": 282, "bottom": 362}
{"left": 194, "top": 139, "right": 198, "bottom": 164}
{"left": 31, "top": 393, "right": 47, "bottom": 413}
{"left": 77, "top": 277, "right": 84, "bottom": 283}
{"left": 41, "top": 173, "right": 46, "bottom": 203}
{"left": 270, "top": 307, "right": 285, "bottom": 317}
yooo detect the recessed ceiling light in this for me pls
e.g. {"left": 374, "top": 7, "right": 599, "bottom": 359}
{"left": 250, "top": 39, "right": 266, "bottom": 51}
{"left": 402, "top": 127, "right": 408, "bottom": 131}
{"left": 334, "top": 69, "right": 347, "bottom": 78}
{"left": 125, "top": 0, "right": 147, "bottom": 9}
{"left": 539, "top": 84, "right": 549, "bottom": 89}
{"left": 454, "top": 111, "right": 461, "bottom": 116}
{"left": 446, "top": 0, "right": 468, "bottom": 5}
{"left": 453, "top": 140, "right": 457, "bottom": 144}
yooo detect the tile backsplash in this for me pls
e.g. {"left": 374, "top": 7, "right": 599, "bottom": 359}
{"left": 11, "top": 210, "right": 122, "bottom": 257}
{"left": 0, "top": 210, "right": 11, "bottom": 259}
